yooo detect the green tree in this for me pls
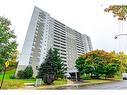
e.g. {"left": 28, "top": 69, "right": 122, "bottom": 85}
{"left": 115, "top": 52, "right": 127, "bottom": 73}
{"left": 53, "top": 49, "right": 67, "bottom": 79}
{"left": 0, "top": 16, "right": 17, "bottom": 89}
{"left": 38, "top": 49, "right": 55, "bottom": 85}
{"left": 75, "top": 50, "right": 120, "bottom": 79}
{"left": 104, "top": 5, "right": 127, "bottom": 20}
{"left": 0, "top": 16, "right": 17, "bottom": 68}
{"left": 24, "top": 65, "right": 33, "bottom": 79}
{"left": 104, "top": 62, "right": 119, "bottom": 78}
{"left": 75, "top": 57, "right": 86, "bottom": 75}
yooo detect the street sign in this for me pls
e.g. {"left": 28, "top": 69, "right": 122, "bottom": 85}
{"left": 4, "top": 61, "right": 9, "bottom": 68}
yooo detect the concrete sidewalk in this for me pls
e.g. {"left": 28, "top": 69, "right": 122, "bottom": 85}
{"left": 24, "top": 79, "right": 121, "bottom": 90}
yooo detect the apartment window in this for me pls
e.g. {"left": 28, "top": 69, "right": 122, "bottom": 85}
{"left": 61, "top": 46, "right": 66, "bottom": 49}
{"left": 60, "top": 37, "right": 66, "bottom": 41}
{"left": 54, "top": 27, "right": 65, "bottom": 32}
{"left": 61, "top": 40, "right": 66, "bottom": 43}
{"left": 63, "top": 61, "right": 67, "bottom": 63}
{"left": 61, "top": 53, "right": 66, "bottom": 55}
{"left": 54, "top": 41, "right": 60, "bottom": 45}
{"left": 54, "top": 20, "right": 65, "bottom": 26}
{"left": 54, "top": 29, "right": 65, "bottom": 35}
{"left": 61, "top": 57, "right": 66, "bottom": 59}
{"left": 54, "top": 44, "right": 60, "bottom": 47}
{"left": 61, "top": 43, "right": 66, "bottom": 46}
{"left": 54, "top": 38, "right": 61, "bottom": 42}
{"left": 54, "top": 25, "right": 65, "bottom": 31}
{"left": 54, "top": 35, "right": 60, "bottom": 39}
{"left": 29, "top": 61, "right": 32, "bottom": 64}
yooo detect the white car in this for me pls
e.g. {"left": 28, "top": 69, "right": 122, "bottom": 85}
{"left": 122, "top": 73, "right": 127, "bottom": 80}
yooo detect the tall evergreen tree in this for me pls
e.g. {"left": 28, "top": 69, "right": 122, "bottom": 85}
{"left": 38, "top": 49, "right": 55, "bottom": 85}
{"left": 53, "top": 49, "right": 67, "bottom": 79}
{"left": 38, "top": 48, "right": 67, "bottom": 84}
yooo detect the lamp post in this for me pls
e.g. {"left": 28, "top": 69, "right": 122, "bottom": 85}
{"left": 114, "top": 34, "right": 127, "bottom": 54}
{"left": 114, "top": 34, "right": 127, "bottom": 39}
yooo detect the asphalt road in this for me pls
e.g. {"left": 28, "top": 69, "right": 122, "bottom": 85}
{"left": 56, "top": 80, "right": 127, "bottom": 90}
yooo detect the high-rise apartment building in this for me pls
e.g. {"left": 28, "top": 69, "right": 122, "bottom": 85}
{"left": 16, "top": 6, "right": 92, "bottom": 77}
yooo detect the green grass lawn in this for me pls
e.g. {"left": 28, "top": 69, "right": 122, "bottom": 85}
{"left": 0, "top": 69, "right": 35, "bottom": 81}
{"left": 0, "top": 69, "right": 36, "bottom": 89}
{"left": 0, "top": 69, "right": 67, "bottom": 89}
{"left": 53, "top": 79, "right": 67, "bottom": 85}
{"left": 38, "top": 79, "right": 67, "bottom": 89}
{"left": 1, "top": 69, "right": 120, "bottom": 89}
{"left": 0, "top": 69, "right": 16, "bottom": 79}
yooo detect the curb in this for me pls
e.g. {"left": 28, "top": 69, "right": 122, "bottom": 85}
{"left": 37, "top": 80, "right": 122, "bottom": 89}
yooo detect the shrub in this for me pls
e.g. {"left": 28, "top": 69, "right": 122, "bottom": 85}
{"left": 16, "top": 66, "right": 33, "bottom": 79}
{"left": 17, "top": 70, "right": 25, "bottom": 79}
{"left": 10, "top": 74, "right": 16, "bottom": 79}
{"left": 81, "top": 74, "right": 91, "bottom": 80}
{"left": 24, "top": 65, "right": 33, "bottom": 79}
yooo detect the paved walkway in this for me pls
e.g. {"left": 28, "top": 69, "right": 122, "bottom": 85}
{"left": 24, "top": 79, "right": 119, "bottom": 90}
{"left": 24, "top": 79, "right": 78, "bottom": 90}
{"left": 24, "top": 85, "right": 36, "bottom": 90}
{"left": 67, "top": 79, "right": 74, "bottom": 84}
{"left": 24, "top": 83, "right": 36, "bottom": 90}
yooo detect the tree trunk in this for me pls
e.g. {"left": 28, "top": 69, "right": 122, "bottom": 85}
{"left": 96, "top": 74, "right": 99, "bottom": 79}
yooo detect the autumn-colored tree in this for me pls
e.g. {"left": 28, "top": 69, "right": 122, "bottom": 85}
{"left": 104, "top": 5, "right": 127, "bottom": 75}
{"left": 104, "top": 5, "right": 127, "bottom": 20}
{"left": 75, "top": 50, "right": 120, "bottom": 79}
{"left": 7, "top": 50, "right": 19, "bottom": 69}
{"left": 115, "top": 52, "right": 127, "bottom": 73}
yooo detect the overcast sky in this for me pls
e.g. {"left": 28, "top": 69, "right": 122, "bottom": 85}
{"left": 0, "top": 0, "right": 127, "bottom": 53}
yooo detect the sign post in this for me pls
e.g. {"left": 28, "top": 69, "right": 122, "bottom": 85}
{"left": 0, "top": 61, "right": 9, "bottom": 89}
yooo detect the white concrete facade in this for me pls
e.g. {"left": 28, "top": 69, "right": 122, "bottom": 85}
{"left": 16, "top": 6, "right": 93, "bottom": 77}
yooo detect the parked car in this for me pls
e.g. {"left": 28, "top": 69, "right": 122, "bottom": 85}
{"left": 122, "top": 73, "right": 127, "bottom": 80}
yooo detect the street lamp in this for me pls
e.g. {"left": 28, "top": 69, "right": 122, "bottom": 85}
{"left": 114, "top": 34, "right": 127, "bottom": 39}
{"left": 114, "top": 34, "right": 127, "bottom": 54}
